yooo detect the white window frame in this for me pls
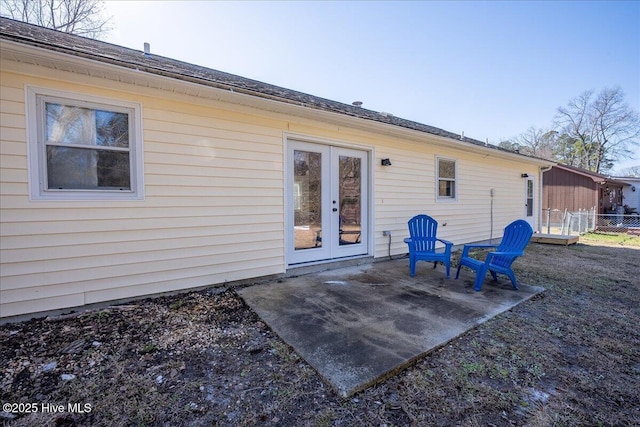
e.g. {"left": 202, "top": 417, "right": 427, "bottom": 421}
{"left": 436, "top": 156, "right": 457, "bottom": 202}
{"left": 26, "top": 86, "right": 144, "bottom": 200}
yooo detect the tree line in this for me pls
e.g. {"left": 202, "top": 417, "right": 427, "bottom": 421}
{"left": 500, "top": 87, "right": 640, "bottom": 176}
{"left": 1, "top": 0, "right": 110, "bottom": 39}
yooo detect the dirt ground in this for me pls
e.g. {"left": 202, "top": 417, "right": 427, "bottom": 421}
{"left": 1, "top": 233, "right": 639, "bottom": 426}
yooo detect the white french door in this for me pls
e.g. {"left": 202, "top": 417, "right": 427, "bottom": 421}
{"left": 286, "top": 141, "right": 369, "bottom": 265}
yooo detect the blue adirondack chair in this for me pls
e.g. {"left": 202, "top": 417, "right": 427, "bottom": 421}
{"left": 455, "top": 219, "right": 534, "bottom": 291}
{"left": 404, "top": 214, "right": 453, "bottom": 278}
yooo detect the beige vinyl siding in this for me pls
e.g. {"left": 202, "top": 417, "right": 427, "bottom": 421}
{"left": 1, "top": 57, "right": 546, "bottom": 318}
{"left": 1, "top": 67, "right": 286, "bottom": 317}
{"left": 373, "top": 141, "right": 539, "bottom": 257}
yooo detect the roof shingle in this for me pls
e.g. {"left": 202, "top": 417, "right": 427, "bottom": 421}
{"left": 0, "top": 17, "right": 536, "bottom": 157}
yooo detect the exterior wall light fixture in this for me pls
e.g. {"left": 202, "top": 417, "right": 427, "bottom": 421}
{"left": 381, "top": 158, "right": 392, "bottom": 166}
{"left": 521, "top": 173, "right": 529, "bottom": 178}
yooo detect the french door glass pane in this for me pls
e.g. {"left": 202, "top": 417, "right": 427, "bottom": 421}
{"left": 293, "top": 150, "right": 322, "bottom": 250}
{"left": 338, "top": 155, "right": 361, "bottom": 246}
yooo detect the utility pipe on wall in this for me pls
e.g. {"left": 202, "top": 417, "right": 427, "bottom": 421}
{"left": 490, "top": 188, "right": 495, "bottom": 243}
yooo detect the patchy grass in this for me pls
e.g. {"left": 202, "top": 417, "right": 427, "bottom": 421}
{"left": 1, "top": 240, "right": 639, "bottom": 426}
{"left": 580, "top": 231, "right": 640, "bottom": 247}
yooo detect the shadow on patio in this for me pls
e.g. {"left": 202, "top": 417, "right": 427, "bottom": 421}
{"left": 238, "top": 257, "right": 544, "bottom": 397}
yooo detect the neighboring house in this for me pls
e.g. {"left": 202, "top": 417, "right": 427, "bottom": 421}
{"left": 0, "top": 18, "right": 553, "bottom": 318}
{"left": 542, "top": 164, "right": 627, "bottom": 215}
{"left": 613, "top": 176, "right": 640, "bottom": 214}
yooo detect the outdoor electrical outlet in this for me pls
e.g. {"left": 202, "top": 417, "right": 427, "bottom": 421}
{"left": 382, "top": 230, "right": 391, "bottom": 236}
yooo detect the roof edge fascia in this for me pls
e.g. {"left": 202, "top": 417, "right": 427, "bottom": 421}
{"left": 552, "top": 164, "right": 633, "bottom": 186}
{"left": 552, "top": 164, "right": 608, "bottom": 183}
{"left": 1, "top": 39, "right": 553, "bottom": 166}
{"left": 612, "top": 176, "right": 640, "bottom": 182}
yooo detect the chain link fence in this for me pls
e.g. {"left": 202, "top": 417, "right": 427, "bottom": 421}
{"left": 541, "top": 207, "right": 640, "bottom": 235}
{"left": 595, "top": 213, "right": 640, "bottom": 233}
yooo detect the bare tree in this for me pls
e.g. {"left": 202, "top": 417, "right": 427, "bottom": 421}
{"left": 515, "top": 127, "right": 556, "bottom": 159}
{"left": 615, "top": 165, "right": 640, "bottom": 178}
{"left": 591, "top": 88, "right": 640, "bottom": 172}
{"left": 555, "top": 90, "right": 599, "bottom": 170}
{"left": 499, "top": 127, "right": 557, "bottom": 160}
{"left": 1, "top": 0, "right": 111, "bottom": 38}
{"left": 555, "top": 87, "right": 640, "bottom": 173}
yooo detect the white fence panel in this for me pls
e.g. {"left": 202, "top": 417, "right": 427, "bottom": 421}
{"left": 542, "top": 207, "right": 640, "bottom": 235}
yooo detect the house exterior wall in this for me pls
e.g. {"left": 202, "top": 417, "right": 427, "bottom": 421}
{"left": 542, "top": 167, "right": 598, "bottom": 212}
{"left": 618, "top": 178, "right": 640, "bottom": 213}
{"left": 373, "top": 139, "right": 538, "bottom": 254}
{"left": 1, "top": 60, "right": 542, "bottom": 318}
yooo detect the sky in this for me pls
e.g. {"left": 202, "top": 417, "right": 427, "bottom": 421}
{"left": 102, "top": 1, "right": 640, "bottom": 173}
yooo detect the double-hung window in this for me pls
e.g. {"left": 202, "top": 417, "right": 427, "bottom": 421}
{"left": 436, "top": 157, "right": 457, "bottom": 201}
{"left": 27, "top": 87, "right": 143, "bottom": 200}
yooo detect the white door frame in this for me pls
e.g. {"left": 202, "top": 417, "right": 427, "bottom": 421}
{"left": 285, "top": 139, "right": 371, "bottom": 266}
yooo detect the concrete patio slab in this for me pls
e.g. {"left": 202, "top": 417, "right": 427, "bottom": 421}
{"left": 237, "top": 258, "right": 544, "bottom": 397}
